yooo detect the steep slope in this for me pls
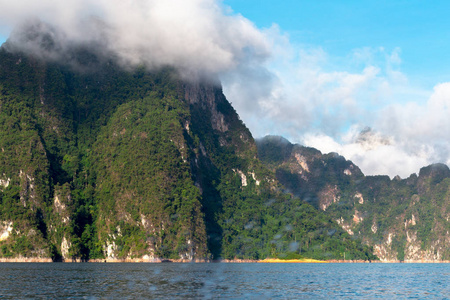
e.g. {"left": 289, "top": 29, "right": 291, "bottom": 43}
{"left": 0, "top": 24, "right": 376, "bottom": 262}
{"left": 0, "top": 38, "right": 211, "bottom": 260}
{"left": 257, "top": 135, "right": 450, "bottom": 261}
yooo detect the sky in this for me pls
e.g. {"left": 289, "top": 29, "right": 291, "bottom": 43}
{"left": 0, "top": 0, "right": 450, "bottom": 178}
{"left": 221, "top": 0, "right": 450, "bottom": 178}
{"left": 225, "top": 0, "right": 450, "bottom": 87}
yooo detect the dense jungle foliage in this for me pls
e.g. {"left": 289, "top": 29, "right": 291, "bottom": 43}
{"left": 0, "top": 34, "right": 377, "bottom": 262}
{"left": 257, "top": 135, "right": 450, "bottom": 261}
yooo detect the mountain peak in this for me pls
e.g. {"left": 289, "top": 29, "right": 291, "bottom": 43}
{"left": 419, "top": 163, "right": 450, "bottom": 182}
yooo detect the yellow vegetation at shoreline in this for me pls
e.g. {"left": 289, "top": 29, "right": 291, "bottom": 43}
{"left": 259, "top": 258, "right": 327, "bottom": 263}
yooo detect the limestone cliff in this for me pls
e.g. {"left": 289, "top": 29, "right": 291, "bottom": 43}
{"left": 0, "top": 24, "right": 376, "bottom": 262}
{"left": 257, "top": 135, "right": 450, "bottom": 261}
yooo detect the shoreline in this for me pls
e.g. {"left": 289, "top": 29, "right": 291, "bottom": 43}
{"left": 0, "top": 257, "right": 449, "bottom": 263}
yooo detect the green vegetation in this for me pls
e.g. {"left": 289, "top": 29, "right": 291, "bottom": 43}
{"left": 257, "top": 136, "right": 450, "bottom": 261}
{"left": 0, "top": 41, "right": 377, "bottom": 262}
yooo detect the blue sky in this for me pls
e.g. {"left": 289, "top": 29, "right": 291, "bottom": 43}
{"left": 1, "top": 0, "right": 449, "bottom": 177}
{"left": 224, "top": 0, "right": 450, "bottom": 88}
{"left": 3, "top": 0, "right": 449, "bottom": 86}
{"left": 218, "top": 0, "right": 450, "bottom": 177}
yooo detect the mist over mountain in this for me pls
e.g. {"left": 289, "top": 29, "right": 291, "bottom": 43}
{"left": 0, "top": 0, "right": 269, "bottom": 81}
{"left": 0, "top": 1, "right": 447, "bottom": 262}
{"left": 1, "top": 0, "right": 449, "bottom": 179}
{"left": 0, "top": 23, "right": 377, "bottom": 262}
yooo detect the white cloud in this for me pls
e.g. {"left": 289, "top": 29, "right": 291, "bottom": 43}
{"left": 299, "top": 81, "right": 450, "bottom": 178}
{"left": 1, "top": 0, "right": 449, "bottom": 177}
{"left": 303, "top": 127, "right": 431, "bottom": 178}
{"left": 226, "top": 44, "right": 404, "bottom": 139}
{"left": 0, "top": 0, "right": 270, "bottom": 80}
{"left": 223, "top": 35, "right": 448, "bottom": 178}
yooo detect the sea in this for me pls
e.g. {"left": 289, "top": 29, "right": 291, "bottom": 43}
{"left": 0, "top": 263, "right": 448, "bottom": 299}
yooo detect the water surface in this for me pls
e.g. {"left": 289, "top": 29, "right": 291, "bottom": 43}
{"left": 0, "top": 263, "right": 448, "bottom": 299}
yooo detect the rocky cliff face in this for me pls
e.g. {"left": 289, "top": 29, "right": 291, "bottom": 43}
{"left": 0, "top": 37, "right": 212, "bottom": 260}
{"left": 257, "top": 136, "right": 450, "bottom": 262}
{"left": 0, "top": 25, "right": 377, "bottom": 262}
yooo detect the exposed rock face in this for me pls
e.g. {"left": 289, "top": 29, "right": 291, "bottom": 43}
{"left": 294, "top": 153, "right": 310, "bottom": 173}
{"left": 233, "top": 169, "right": 248, "bottom": 187}
{"left": 318, "top": 185, "right": 340, "bottom": 211}
{"left": 0, "top": 221, "right": 13, "bottom": 242}
{"left": 0, "top": 176, "right": 10, "bottom": 190}
{"left": 19, "top": 170, "right": 36, "bottom": 208}
{"left": 183, "top": 82, "right": 229, "bottom": 132}
{"left": 0, "top": 34, "right": 272, "bottom": 261}
{"left": 354, "top": 192, "right": 364, "bottom": 204}
{"left": 53, "top": 192, "right": 71, "bottom": 224}
{"left": 0, "top": 26, "right": 380, "bottom": 262}
{"left": 61, "top": 236, "right": 71, "bottom": 260}
{"left": 104, "top": 240, "right": 118, "bottom": 260}
{"left": 257, "top": 135, "right": 364, "bottom": 208}
{"left": 257, "top": 136, "right": 450, "bottom": 262}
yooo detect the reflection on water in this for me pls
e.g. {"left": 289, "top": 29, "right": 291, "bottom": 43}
{"left": 0, "top": 263, "right": 448, "bottom": 299}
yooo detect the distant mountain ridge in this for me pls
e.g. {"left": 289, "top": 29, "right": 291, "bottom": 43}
{"left": 257, "top": 135, "right": 450, "bottom": 261}
{"left": 0, "top": 23, "right": 376, "bottom": 262}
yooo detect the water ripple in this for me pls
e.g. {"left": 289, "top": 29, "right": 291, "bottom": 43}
{"left": 0, "top": 263, "right": 448, "bottom": 299}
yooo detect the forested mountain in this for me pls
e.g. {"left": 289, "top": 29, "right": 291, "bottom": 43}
{"left": 0, "top": 25, "right": 376, "bottom": 262}
{"left": 257, "top": 135, "right": 450, "bottom": 261}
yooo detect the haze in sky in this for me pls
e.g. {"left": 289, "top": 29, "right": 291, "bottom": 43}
{"left": 0, "top": 0, "right": 449, "bottom": 178}
{"left": 222, "top": 0, "right": 450, "bottom": 178}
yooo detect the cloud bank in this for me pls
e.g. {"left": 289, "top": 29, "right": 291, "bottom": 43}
{"left": 1, "top": 0, "right": 449, "bottom": 178}
{"left": 224, "top": 38, "right": 450, "bottom": 178}
{"left": 0, "top": 0, "right": 269, "bottom": 79}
